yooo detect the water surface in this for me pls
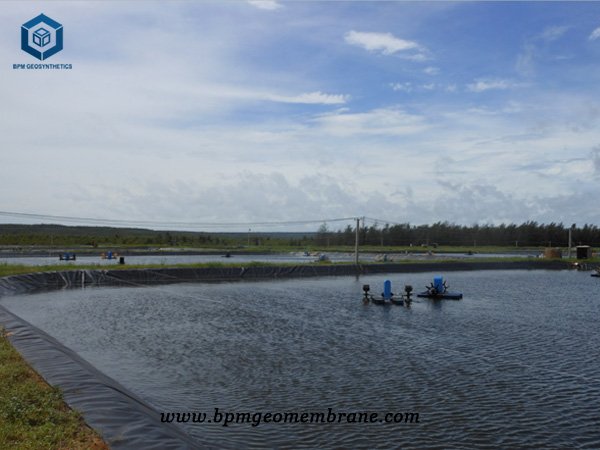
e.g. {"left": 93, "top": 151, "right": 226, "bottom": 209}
{"left": 0, "top": 251, "right": 536, "bottom": 266}
{"left": 2, "top": 270, "right": 599, "bottom": 449}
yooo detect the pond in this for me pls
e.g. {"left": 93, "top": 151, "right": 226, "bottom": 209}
{"left": 0, "top": 251, "right": 536, "bottom": 266}
{"left": 2, "top": 270, "right": 599, "bottom": 449}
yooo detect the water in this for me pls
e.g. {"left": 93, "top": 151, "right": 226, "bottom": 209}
{"left": 2, "top": 270, "right": 599, "bottom": 449}
{"left": 0, "top": 251, "right": 535, "bottom": 266}
{"left": 0, "top": 253, "right": 316, "bottom": 266}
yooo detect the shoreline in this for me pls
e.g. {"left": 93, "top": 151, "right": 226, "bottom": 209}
{"left": 0, "top": 260, "right": 575, "bottom": 294}
{"left": 0, "top": 247, "right": 545, "bottom": 258}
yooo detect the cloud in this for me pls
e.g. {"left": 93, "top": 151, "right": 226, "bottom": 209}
{"left": 592, "top": 146, "right": 600, "bottom": 177}
{"left": 145, "top": 82, "right": 349, "bottom": 106}
{"left": 344, "top": 30, "right": 427, "bottom": 59}
{"left": 589, "top": 27, "right": 600, "bottom": 41}
{"left": 390, "top": 82, "right": 413, "bottom": 93}
{"left": 540, "top": 25, "right": 569, "bottom": 42}
{"left": 516, "top": 25, "right": 569, "bottom": 76}
{"left": 247, "top": 0, "right": 282, "bottom": 10}
{"left": 424, "top": 66, "right": 440, "bottom": 75}
{"left": 266, "top": 91, "right": 349, "bottom": 105}
{"left": 426, "top": 178, "right": 600, "bottom": 225}
{"left": 467, "top": 78, "right": 525, "bottom": 92}
{"left": 432, "top": 181, "right": 534, "bottom": 224}
{"left": 2, "top": 3, "right": 600, "bottom": 228}
{"left": 516, "top": 43, "right": 536, "bottom": 77}
{"left": 65, "top": 172, "right": 400, "bottom": 228}
{"left": 390, "top": 82, "right": 455, "bottom": 93}
{"left": 313, "top": 107, "right": 428, "bottom": 136}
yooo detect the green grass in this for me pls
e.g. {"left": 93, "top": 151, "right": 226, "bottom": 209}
{"left": 298, "top": 245, "right": 544, "bottom": 253}
{"left": 0, "top": 328, "right": 108, "bottom": 450}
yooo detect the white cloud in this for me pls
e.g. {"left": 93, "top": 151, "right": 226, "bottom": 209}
{"left": 403, "top": 53, "right": 429, "bottom": 62}
{"left": 540, "top": 25, "right": 569, "bottom": 42}
{"left": 1, "top": 3, "right": 600, "bottom": 227}
{"left": 424, "top": 66, "right": 440, "bottom": 75}
{"left": 516, "top": 26, "right": 569, "bottom": 76}
{"left": 247, "top": 0, "right": 282, "bottom": 10}
{"left": 313, "top": 107, "right": 428, "bottom": 137}
{"left": 391, "top": 82, "right": 456, "bottom": 93}
{"left": 267, "top": 91, "right": 349, "bottom": 105}
{"left": 516, "top": 42, "right": 536, "bottom": 76}
{"left": 390, "top": 82, "right": 413, "bottom": 93}
{"left": 344, "top": 30, "right": 426, "bottom": 58}
{"left": 589, "top": 27, "right": 600, "bottom": 41}
{"left": 467, "top": 78, "right": 525, "bottom": 93}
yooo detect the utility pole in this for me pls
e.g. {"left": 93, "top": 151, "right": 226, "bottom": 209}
{"left": 568, "top": 223, "right": 575, "bottom": 258}
{"left": 354, "top": 217, "right": 360, "bottom": 265}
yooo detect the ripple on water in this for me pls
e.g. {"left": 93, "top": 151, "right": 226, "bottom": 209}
{"left": 1, "top": 270, "right": 600, "bottom": 449}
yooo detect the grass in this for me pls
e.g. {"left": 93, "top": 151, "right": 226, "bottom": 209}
{"left": 0, "top": 328, "right": 108, "bottom": 450}
{"left": 298, "top": 244, "right": 545, "bottom": 253}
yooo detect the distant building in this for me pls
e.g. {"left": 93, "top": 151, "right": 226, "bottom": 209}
{"left": 576, "top": 245, "right": 592, "bottom": 259}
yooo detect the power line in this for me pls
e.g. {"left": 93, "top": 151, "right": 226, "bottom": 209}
{"left": 0, "top": 210, "right": 358, "bottom": 230}
{"left": 363, "top": 216, "right": 406, "bottom": 226}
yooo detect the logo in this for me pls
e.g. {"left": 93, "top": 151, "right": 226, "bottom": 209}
{"left": 21, "top": 14, "right": 63, "bottom": 61}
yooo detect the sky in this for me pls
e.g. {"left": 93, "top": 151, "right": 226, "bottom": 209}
{"left": 1, "top": 1, "right": 600, "bottom": 231}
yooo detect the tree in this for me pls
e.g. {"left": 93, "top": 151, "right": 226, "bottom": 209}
{"left": 316, "top": 223, "right": 330, "bottom": 246}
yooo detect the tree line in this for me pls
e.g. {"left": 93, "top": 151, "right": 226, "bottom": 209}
{"left": 315, "top": 221, "right": 600, "bottom": 247}
{"left": 0, "top": 222, "right": 599, "bottom": 248}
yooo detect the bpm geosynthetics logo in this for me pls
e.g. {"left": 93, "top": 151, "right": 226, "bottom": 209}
{"left": 21, "top": 13, "right": 63, "bottom": 60}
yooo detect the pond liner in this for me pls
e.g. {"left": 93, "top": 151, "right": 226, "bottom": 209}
{"left": 0, "top": 305, "right": 201, "bottom": 450}
{"left": 0, "top": 259, "right": 568, "bottom": 449}
{"left": 0, "top": 260, "right": 569, "bottom": 294}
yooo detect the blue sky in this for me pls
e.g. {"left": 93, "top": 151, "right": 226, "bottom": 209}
{"left": 1, "top": 1, "right": 600, "bottom": 230}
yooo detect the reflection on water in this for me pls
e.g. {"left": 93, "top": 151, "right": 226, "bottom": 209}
{"left": 2, "top": 270, "right": 599, "bottom": 449}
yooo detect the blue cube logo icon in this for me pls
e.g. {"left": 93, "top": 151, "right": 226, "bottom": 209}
{"left": 33, "top": 27, "right": 51, "bottom": 47}
{"left": 21, "top": 14, "right": 63, "bottom": 60}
